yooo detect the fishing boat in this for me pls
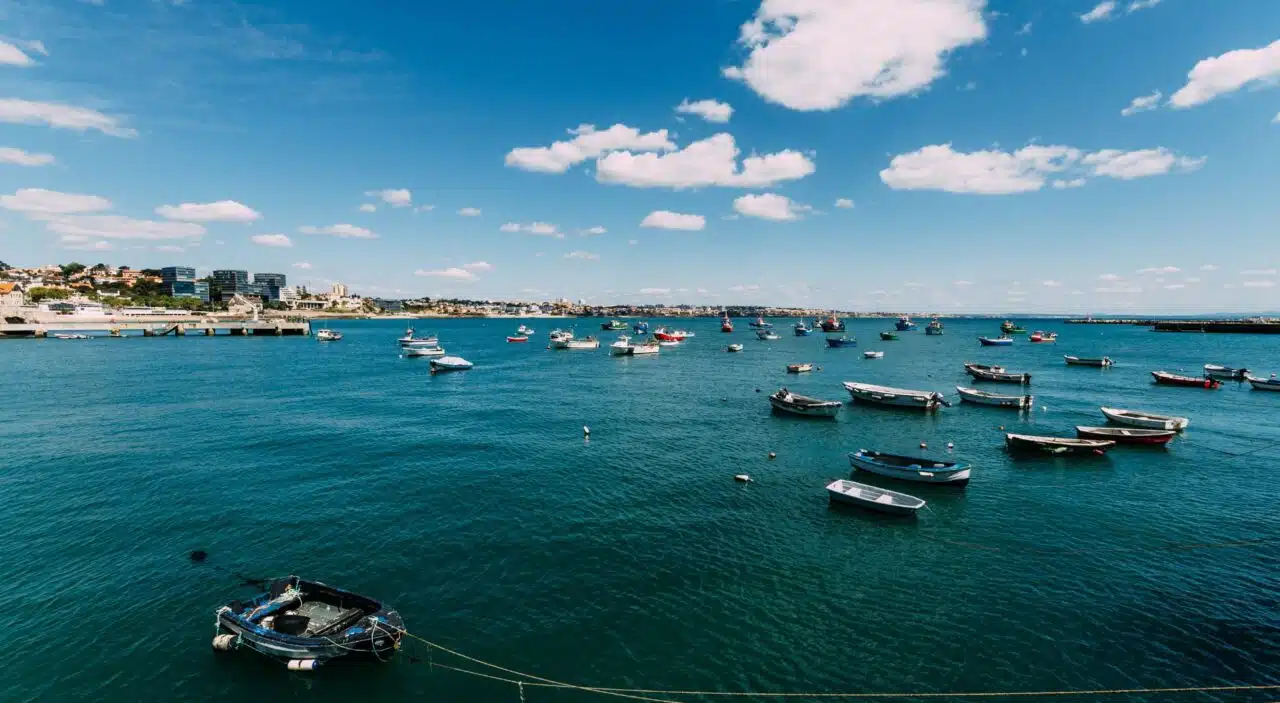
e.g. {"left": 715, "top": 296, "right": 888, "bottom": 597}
{"left": 507, "top": 335, "right": 529, "bottom": 343}
{"left": 1203, "top": 364, "right": 1248, "bottom": 380}
{"left": 403, "top": 346, "right": 445, "bottom": 357}
{"left": 517, "top": 324, "right": 534, "bottom": 336}
{"left": 864, "top": 351, "right": 884, "bottom": 359}
{"left": 849, "top": 450, "right": 972, "bottom": 486}
{"left": 825, "top": 336, "right": 856, "bottom": 348}
{"left": 748, "top": 316, "right": 772, "bottom": 329}
{"left": 601, "top": 320, "right": 628, "bottom": 331}
{"left": 955, "top": 386, "right": 1033, "bottom": 409}
{"left": 633, "top": 321, "right": 649, "bottom": 334}
{"left": 826, "top": 480, "right": 925, "bottom": 516}
{"left": 757, "top": 330, "right": 781, "bottom": 341}
{"left": 1075, "top": 426, "right": 1176, "bottom": 445}
{"left": 1000, "top": 321, "right": 1027, "bottom": 335}
{"left": 555, "top": 336, "right": 601, "bottom": 350}
{"left": 609, "top": 335, "right": 632, "bottom": 356}
{"left": 1245, "top": 373, "right": 1280, "bottom": 391}
{"left": 430, "top": 356, "right": 474, "bottom": 372}
{"left": 315, "top": 328, "right": 342, "bottom": 342}
{"left": 213, "top": 575, "right": 403, "bottom": 669}
{"left": 965, "top": 362, "right": 1031, "bottom": 384}
{"left": 1005, "top": 433, "right": 1114, "bottom": 455}
{"left": 978, "top": 336, "right": 1013, "bottom": 346}
{"left": 398, "top": 328, "right": 438, "bottom": 347}
{"left": 726, "top": 343, "right": 744, "bottom": 353}
{"left": 719, "top": 316, "right": 733, "bottom": 333}
{"left": 819, "top": 315, "right": 845, "bottom": 333}
{"left": 769, "top": 388, "right": 842, "bottom": 418}
{"left": 1064, "top": 355, "right": 1114, "bottom": 367}
{"left": 1029, "top": 331, "right": 1057, "bottom": 343}
{"left": 894, "top": 315, "right": 917, "bottom": 331}
{"left": 925, "top": 319, "right": 944, "bottom": 335}
{"left": 654, "top": 328, "right": 689, "bottom": 342}
{"left": 842, "top": 382, "right": 948, "bottom": 411}
{"left": 628, "top": 339, "right": 660, "bottom": 355}
{"left": 786, "top": 363, "right": 813, "bottom": 373}
{"left": 548, "top": 328, "right": 575, "bottom": 342}
{"left": 793, "top": 322, "right": 813, "bottom": 336}
{"left": 1152, "top": 371, "right": 1220, "bottom": 389}
{"left": 1100, "top": 407, "right": 1189, "bottom": 431}
{"left": 879, "top": 331, "right": 898, "bottom": 341}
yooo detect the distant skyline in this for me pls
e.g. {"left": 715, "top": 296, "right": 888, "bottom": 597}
{"left": 0, "top": 0, "right": 1277, "bottom": 314}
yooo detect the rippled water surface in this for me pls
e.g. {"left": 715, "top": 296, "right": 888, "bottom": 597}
{"left": 2, "top": 318, "right": 1278, "bottom": 702}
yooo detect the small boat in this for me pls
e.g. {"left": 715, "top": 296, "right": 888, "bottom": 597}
{"left": 1245, "top": 373, "right": 1280, "bottom": 391}
{"left": 1152, "top": 371, "right": 1220, "bottom": 389}
{"left": 842, "top": 382, "right": 948, "bottom": 411}
{"left": 894, "top": 315, "right": 917, "bottom": 331}
{"left": 786, "top": 363, "right": 813, "bottom": 373}
{"left": 315, "top": 328, "right": 342, "bottom": 342}
{"left": 826, "top": 479, "right": 925, "bottom": 516}
{"left": 654, "top": 328, "right": 688, "bottom": 342}
{"left": 1000, "top": 321, "right": 1027, "bottom": 335}
{"left": 978, "top": 336, "right": 1013, "bottom": 346}
{"left": 1065, "top": 355, "right": 1114, "bottom": 367}
{"left": 864, "top": 351, "right": 884, "bottom": 359}
{"left": 955, "top": 386, "right": 1033, "bottom": 409}
{"left": 53, "top": 333, "right": 91, "bottom": 340}
{"left": 1075, "top": 426, "right": 1176, "bottom": 445}
{"left": 825, "top": 336, "right": 856, "bottom": 348}
{"left": 507, "top": 335, "right": 529, "bottom": 343}
{"left": 610, "top": 335, "right": 632, "bottom": 356}
{"left": 819, "top": 316, "right": 845, "bottom": 333}
{"left": 398, "top": 328, "right": 438, "bottom": 347}
{"left": 555, "top": 336, "right": 600, "bottom": 350}
{"left": 1005, "top": 433, "right": 1114, "bottom": 455}
{"left": 517, "top": 324, "right": 534, "bottom": 335}
{"left": 756, "top": 330, "right": 781, "bottom": 341}
{"left": 633, "top": 321, "right": 649, "bottom": 334}
{"left": 849, "top": 450, "right": 971, "bottom": 486}
{"left": 925, "top": 319, "right": 944, "bottom": 336}
{"left": 108, "top": 328, "right": 123, "bottom": 338}
{"left": 879, "top": 331, "right": 898, "bottom": 341}
{"left": 404, "top": 346, "right": 445, "bottom": 357}
{"left": 748, "top": 316, "right": 773, "bottom": 329}
{"left": 793, "top": 322, "right": 813, "bottom": 336}
{"left": 601, "top": 320, "right": 628, "bottom": 331}
{"left": 726, "top": 343, "right": 744, "bottom": 353}
{"left": 965, "top": 362, "right": 1031, "bottom": 384}
{"left": 1100, "top": 406, "right": 1189, "bottom": 431}
{"left": 769, "top": 388, "right": 842, "bottom": 418}
{"left": 548, "top": 328, "right": 575, "bottom": 342}
{"left": 213, "top": 575, "right": 404, "bottom": 668}
{"left": 628, "top": 340, "right": 660, "bottom": 355}
{"left": 658, "top": 340, "right": 680, "bottom": 347}
{"left": 1203, "top": 364, "right": 1248, "bottom": 380}
{"left": 430, "top": 356, "right": 473, "bottom": 372}
{"left": 1029, "top": 331, "right": 1057, "bottom": 343}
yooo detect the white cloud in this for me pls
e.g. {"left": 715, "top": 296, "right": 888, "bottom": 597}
{"left": 500, "top": 222, "right": 563, "bottom": 238}
{"left": 365, "top": 188, "right": 412, "bottom": 207}
{"left": 0, "top": 188, "right": 111, "bottom": 214}
{"left": 675, "top": 98, "right": 734, "bottom": 123}
{"left": 359, "top": 204, "right": 377, "bottom": 213}
{"left": 639, "top": 287, "right": 671, "bottom": 295}
{"left": 155, "top": 245, "right": 184, "bottom": 253}
{"left": 1164, "top": 284, "right": 1186, "bottom": 290}
{"left": 0, "top": 99, "right": 136, "bottom": 137}
{"left": 251, "top": 233, "right": 292, "bottom": 247}
{"left": 596, "top": 133, "right": 814, "bottom": 189}
{"left": 1200, "top": 264, "right": 1219, "bottom": 271}
{"left": 505, "top": 123, "right": 675, "bottom": 173}
{"left": 1128, "top": 0, "right": 1162, "bottom": 11}
{"left": 0, "top": 40, "right": 37, "bottom": 67}
{"left": 292, "top": 262, "right": 312, "bottom": 269}
{"left": 953, "top": 280, "right": 973, "bottom": 286}
{"left": 18, "top": 40, "right": 47, "bottom": 56}
{"left": 1121, "top": 91, "right": 1162, "bottom": 116}
{"left": 1137, "top": 266, "right": 1180, "bottom": 274}
{"left": 581, "top": 226, "right": 607, "bottom": 235}
{"left": 156, "top": 200, "right": 261, "bottom": 223}
{"left": 1170, "top": 40, "right": 1280, "bottom": 109}
{"left": 1080, "top": 1, "right": 1116, "bottom": 23}
{"left": 415, "top": 204, "right": 435, "bottom": 212}
{"left": 834, "top": 198, "right": 855, "bottom": 208}
{"left": 58, "top": 235, "right": 113, "bottom": 251}
{"left": 1243, "top": 280, "right": 1277, "bottom": 288}
{"left": 42, "top": 215, "right": 205, "bottom": 240}
{"left": 1051, "top": 178, "right": 1087, "bottom": 189}
{"left": 565, "top": 250, "right": 600, "bottom": 261}
{"left": 696, "top": 288, "right": 709, "bottom": 294}
{"left": 904, "top": 281, "right": 925, "bottom": 288}
{"left": 457, "top": 207, "right": 482, "bottom": 216}
{"left": 462, "top": 261, "right": 492, "bottom": 272}
{"left": 1096, "top": 284, "right": 1143, "bottom": 294}
{"left": 1098, "top": 273, "right": 1121, "bottom": 281}
{"left": 1241, "top": 269, "right": 1277, "bottom": 276}
{"left": 1042, "top": 280, "right": 1062, "bottom": 287}
{"left": 0, "top": 147, "right": 54, "bottom": 166}
{"left": 1082, "top": 148, "right": 1204, "bottom": 179}
{"left": 733, "top": 192, "right": 810, "bottom": 221}
{"left": 1015, "top": 22, "right": 1032, "bottom": 35}
{"left": 414, "top": 267, "right": 476, "bottom": 281}
{"left": 722, "top": 0, "right": 986, "bottom": 111}
{"left": 298, "top": 223, "right": 376, "bottom": 239}
{"left": 640, "top": 210, "right": 705, "bottom": 231}
{"left": 728, "top": 284, "right": 760, "bottom": 293}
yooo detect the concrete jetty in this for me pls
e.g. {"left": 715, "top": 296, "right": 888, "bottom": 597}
{"left": 0, "top": 317, "right": 311, "bottom": 338}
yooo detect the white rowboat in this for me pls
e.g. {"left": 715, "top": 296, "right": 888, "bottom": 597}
{"left": 430, "top": 356, "right": 473, "bottom": 371}
{"left": 1245, "top": 373, "right": 1280, "bottom": 391}
{"left": 826, "top": 480, "right": 925, "bottom": 516}
{"left": 955, "top": 386, "right": 1033, "bottom": 409}
{"left": 842, "top": 382, "right": 948, "bottom": 411}
{"left": 1100, "top": 406, "right": 1189, "bottom": 431}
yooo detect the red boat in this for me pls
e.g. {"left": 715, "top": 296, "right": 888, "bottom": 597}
{"left": 507, "top": 336, "right": 528, "bottom": 343}
{"left": 720, "top": 313, "right": 733, "bottom": 333}
{"left": 1029, "top": 331, "right": 1057, "bottom": 343}
{"left": 654, "top": 328, "right": 688, "bottom": 342}
{"left": 820, "top": 315, "right": 845, "bottom": 333}
{"left": 1075, "top": 426, "right": 1176, "bottom": 445}
{"left": 1151, "top": 371, "right": 1220, "bottom": 389}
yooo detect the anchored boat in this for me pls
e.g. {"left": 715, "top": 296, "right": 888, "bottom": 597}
{"left": 894, "top": 315, "right": 917, "bottom": 331}
{"left": 849, "top": 450, "right": 971, "bottom": 486}
{"left": 756, "top": 329, "right": 781, "bottom": 341}
{"left": 1075, "top": 426, "right": 1176, "bottom": 445}
{"left": 725, "top": 343, "right": 744, "bottom": 353}
{"left": 1000, "top": 321, "right": 1027, "bottom": 335}
{"left": 1005, "top": 433, "right": 1114, "bottom": 455}
{"left": 398, "top": 328, "right": 438, "bottom": 348}
{"left": 965, "top": 362, "right": 1031, "bottom": 384}
{"left": 793, "top": 322, "right": 813, "bottom": 336}
{"left": 825, "top": 336, "right": 857, "bottom": 348}
{"left": 1100, "top": 406, "right": 1189, "bottom": 431}
{"left": 1203, "top": 364, "right": 1248, "bottom": 380}
{"left": 842, "top": 381, "right": 948, "bottom": 411}
{"left": 404, "top": 346, "right": 445, "bottom": 357}
{"left": 1065, "top": 355, "right": 1114, "bottom": 367}
{"left": 1029, "top": 331, "right": 1057, "bottom": 343}
{"left": 820, "top": 315, "right": 846, "bottom": 333}
{"left": 430, "top": 356, "right": 473, "bottom": 372}
{"left": 826, "top": 479, "right": 925, "bottom": 516}
{"left": 864, "top": 351, "right": 884, "bottom": 359}
{"left": 978, "top": 336, "right": 1014, "bottom": 346}
{"left": 1245, "top": 373, "right": 1280, "bottom": 391}
{"left": 786, "top": 363, "right": 813, "bottom": 373}
{"left": 769, "top": 388, "right": 842, "bottom": 418}
{"left": 601, "top": 320, "right": 628, "bottom": 331}
{"left": 315, "top": 329, "right": 342, "bottom": 342}
{"left": 925, "top": 319, "right": 944, "bottom": 335}
{"left": 955, "top": 386, "right": 1033, "bottom": 409}
{"left": 749, "top": 316, "right": 772, "bottom": 329}
{"left": 1152, "top": 371, "right": 1221, "bottom": 389}
{"left": 879, "top": 331, "right": 899, "bottom": 341}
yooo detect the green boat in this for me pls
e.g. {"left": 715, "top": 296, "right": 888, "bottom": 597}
{"left": 879, "top": 331, "right": 899, "bottom": 341}
{"left": 1000, "top": 321, "right": 1027, "bottom": 335}
{"left": 601, "top": 320, "right": 628, "bottom": 331}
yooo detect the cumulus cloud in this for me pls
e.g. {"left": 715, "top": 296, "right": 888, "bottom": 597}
{"left": 581, "top": 226, "right": 607, "bottom": 235}
{"left": 0, "top": 188, "right": 112, "bottom": 213}
{"left": 505, "top": 124, "right": 675, "bottom": 173}
{"left": 292, "top": 262, "right": 312, "bottom": 269}
{"left": 251, "top": 233, "right": 292, "bottom": 247}
{"left": 500, "top": 222, "right": 563, "bottom": 238}
{"left": 359, "top": 204, "right": 377, "bottom": 213}
{"left": 722, "top": 0, "right": 987, "bottom": 111}
{"left": 43, "top": 215, "right": 205, "bottom": 240}
{"left": 457, "top": 207, "right": 482, "bottom": 216}
{"left": 1170, "top": 40, "right": 1280, "bottom": 109}
{"left": 1121, "top": 91, "right": 1162, "bottom": 116}
{"left": 1127, "top": 0, "right": 1162, "bottom": 11}
{"left": 596, "top": 133, "right": 814, "bottom": 189}
{"left": 58, "top": 235, "right": 113, "bottom": 251}
{"left": 834, "top": 198, "right": 855, "bottom": 208}
{"left": 463, "top": 261, "right": 493, "bottom": 272}
{"left": 0, "top": 99, "right": 136, "bottom": 137}
{"left": 366, "top": 188, "right": 412, "bottom": 207}
{"left": 1080, "top": 1, "right": 1116, "bottom": 23}
{"left": 640, "top": 210, "right": 705, "bottom": 231}
{"left": 156, "top": 200, "right": 261, "bottom": 223}
{"left": 732, "top": 193, "right": 811, "bottom": 221}
{"left": 564, "top": 250, "right": 600, "bottom": 261}
{"left": 0, "top": 147, "right": 54, "bottom": 166}
{"left": 675, "top": 98, "right": 733, "bottom": 123}
{"left": 414, "top": 267, "right": 476, "bottom": 281}
{"left": 1137, "top": 266, "right": 1180, "bottom": 274}
{"left": 0, "top": 40, "right": 37, "bottom": 67}
{"left": 639, "top": 287, "right": 671, "bottom": 295}
{"left": 1052, "top": 178, "right": 1087, "bottom": 189}
{"left": 1083, "top": 149, "right": 1205, "bottom": 179}
{"left": 298, "top": 223, "right": 376, "bottom": 239}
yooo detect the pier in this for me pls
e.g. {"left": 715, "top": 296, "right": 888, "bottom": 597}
{"left": 0, "top": 317, "right": 312, "bottom": 338}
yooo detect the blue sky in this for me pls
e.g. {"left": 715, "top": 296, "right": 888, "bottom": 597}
{"left": 0, "top": 0, "right": 1277, "bottom": 313}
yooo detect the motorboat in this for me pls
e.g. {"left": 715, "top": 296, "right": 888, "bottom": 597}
{"left": 213, "top": 575, "right": 403, "bottom": 669}
{"left": 1075, "top": 426, "right": 1176, "bottom": 445}
{"left": 1100, "top": 406, "right": 1189, "bottom": 431}
{"left": 894, "top": 315, "right": 917, "bottom": 331}
{"left": 1065, "top": 355, "right": 1114, "bottom": 367}
{"left": 1152, "top": 371, "right": 1220, "bottom": 389}
{"left": 864, "top": 351, "right": 884, "bottom": 359}
{"left": 978, "top": 336, "right": 1013, "bottom": 346}
{"left": 628, "top": 340, "right": 660, "bottom": 355}
{"left": 315, "top": 329, "right": 342, "bottom": 342}
{"left": 548, "top": 328, "right": 575, "bottom": 342}
{"left": 1029, "top": 331, "right": 1057, "bottom": 343}
{"left": 786, "top": 363, "right": 813, "bottom": 373}
{"left": 398, "top": 328, "right": 438, "bottom": 347}
{"left": 756, "top": 330, "right": 781, "bottom": 341}
{"left": 849, "top": 450, "right": 971, "bottom": 486}
{"left": 654, "top": 328, "right": 689, "bottom": 342}
{"left": 1000, "top": 321, "right": 1027, "bottom": 335}
{"left": 517, "top": 324, "right": 535, "bottom": 336}
{"left": 634, "top": 321, "right": 649, "bottom": 334}
{"left": 108, "top": 328, "right": 123, "bottom": 338}
{"left": 404, "top": 346, "right": 446, "bottom": 357}
{"left": 554, "top": 336, "right": 600, "bottom": 350}
{"left": 879, "top": 331, "right": 899, "bottom": 341}
{"left": 52, "top": 333, "right": 91, "bottom": 340}
{"left": 925, "top": 319, "right": 944, "bottom": 335}
{"left": 965, "top": 362, "right": 1031, "bottom": 384}
{"left": 825, "top": 336, "right": 856, "bottom": 348}
{"left": 1203, "top": 364, "right": 1248, "bottom": 380}
{"left": 430, "top": 356, "right": 474, "bottom": 372}
{"left": 819, "top": 316, "right": 845, "bottom": 333}
{"left": 748, "top": 316, "right": 772, "bottom": 329}
{"left": 769, "top": 389, "right": 842, "bottom": 418}
{"left": 955, "top": 386, "right": 1033, "bottom": 409}
{"left": 793, "top": 322, "right": 813, "bottom": 336}
{"left": 507, "top": 335, "right": 529, "bottom": 343}
{"left": 610, "top": 335, "right": 632, "bottom": 356}
{"left": 1005, "top": 433, "right": 1114, "bottom": 455}
{"left": 726, "top": 343, "right": 744, "bottom": 353}
{"left": 842, "top": 381, "right": 948, "bottom": 411}
{"left": 1245, "top": 373, "right": 1280, "bottom": 391}
{"left": 601, "top": 320, "right": 628, "bottom": 331}
{"left": 826, "top": 480, "right": 925, "bottom": 516}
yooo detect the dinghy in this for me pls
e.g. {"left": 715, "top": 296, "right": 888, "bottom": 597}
{"left": 864, "top": 351, "right": 884, "bottom": 359}
{"left": 1203, "top": 364, "right": 1248, "bottom": 380}
{"left": 879, "top": 331, "right": 899, "bottom": 341}
{"left": 825, "top": 336, "right": 856, "bottom": 348}
{"left": 506, "top": 335, "right": 528, "bottom": 343}
{"left": 756, "top": 330, "right": 781, "bottom": 341}
{"left": 1100, "top": 406, "right": 1189, "bottom": 430}
{"left": 404, "top": 346, "right": 445, "bottom": 357}
{"left": 430, "top": 356, "right": 473, "bottom": 372}
{"left": 1029, "top": 331, "right": 1057, "bottom": 343}
{"left": 554, "top": 336, "right": 601, "bottom": 350}
{"left": 978, "top": 336, "right": 1013, "bottom": 346}
{"left": 769, "top": 389, "right": 841, "bottom": 418}
{"left": 965, "top": 362, "right": 1031, "bottom": 384}
{"left": 1245, "top": 373, "right": 1280, "bottom": 391}
{"left": 1065, "top": 355, "right": 1113, "bottom": 367}
{"left": 849, "top": 450, "right": 971, "bottom": 486}
{"left": 1075, "top": 426, "right": 1176, "bottom": 445}
{"left": 955, "top": 386, "right": 1033, "bottom": 409}
{"left": 1152, "top": 371, "right": 1220, "bottom": 389}
{"left": 1005, "top": 433, "right": 1114, "bottom": 455}
{"left": 786, "top": 363, "right": 813, "bottom": 373}
{"left": 826, "top": 479, "right": 925, "bottom": 516}
{"left": 725, "top": 343, "right": 744, "bottom": 353}
{"left": 842, "top": 382, "right": 948, "bottom": 411}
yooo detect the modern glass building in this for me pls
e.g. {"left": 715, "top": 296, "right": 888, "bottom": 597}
{"left": 161, "top": 266, "right": 196, "bottom": 285}
{"left": 254, "top": 273, "right": 286, "bottom": 288}
{"left": 161, "top": 266, "right": 208, "bottom": 301}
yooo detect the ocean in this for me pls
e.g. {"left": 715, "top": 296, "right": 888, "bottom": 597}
{"left": 1, "top": 318, "right": 1277, "bottom": 702}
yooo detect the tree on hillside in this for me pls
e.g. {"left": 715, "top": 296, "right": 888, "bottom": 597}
{"left": 60, "top": 262, "right": 86, "bottom": 277}
{"left": 140, "top": 268, "right": 163, "bottom": 278}
{"left": 0, "top": 260, "right": 11, "bottom": 271}
{"left": 28, "top": 287, "right": 72, "bottom": 302}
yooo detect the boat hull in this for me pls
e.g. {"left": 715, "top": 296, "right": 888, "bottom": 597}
{"left": 826, "top": 480, "right": 924, "bottom": 515}
{"left": 955, "top": 386, "right": 1032, "bottom": 409}
{"left": 1005, "top": 434, "right": 1113, "bottom": 455}
{"left": 1152, "top": 372, "right": 1220, "bottom": 389}
{"left": 1204, "top": 365, "right": 1247, "bottom": 380}
{"left": 769, "top": 395, "right": 840, "bottom": 418}
{"left": 843, "top": 382, "right": 945, "bottom": 411}
{"left": 1075, "top": 426, "right": 1175, "bottom": 445}
{"left": 849, "top": 452, "right": 970, "bottom": 485}
{"left": 979, "top": 337, "right": 1013, "bottom": 346}
{"left": 826, "top": 338, "right": 856, "bottom": 348}
{"left": 1246, "top": 375, "right": 1280, "bottom": 391}
{"left": 1100, "top": 407, "right": 1189, "bottom": 431}
{"left": 1065, "top": 356, "right": 1113, "bottom": 367}
{"left": 965, "top": 365, "right": 1031, "bottom": 384}
{"left": 507, "top": 336, "right": 528, "bottom": 343}
{"left": 925, "top": 327, "right": 943, "bottom": 336}
{"left": 879, "top": 333, "right": 898, "bottom": 341}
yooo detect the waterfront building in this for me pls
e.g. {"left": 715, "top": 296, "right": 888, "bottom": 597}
{"left": 254, "top": 273, "right": 287, "bottom": 288}
{"left": 162, "top": 266, "right": 209, "bottom": 302}
{"left": 0, "top": 282, "right": 25, "bottom": 308}
{"left": 331, "top": 282, "right": 349, "bottom": 298}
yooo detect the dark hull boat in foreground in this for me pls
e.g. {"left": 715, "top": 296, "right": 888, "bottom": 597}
{"left": 1005, "top": 433, "right": 1114, "bottom": 455}
{"left": 214, "top": 576, "right": 403, "bottom": 670}
{"left": 1152, "top": 371, "right": 1221, "bottom": 389}
{"left": 1203, "top": 364, "right": 1247, "bottom": 380}
{"left": 1075, "top": 426, "right": 1176, "bottom": 445}
{"left": 849, "top": 450, "right": 971, "bottom": 485}
{"left": 1065, "top": 355, "right": 1114, "bottom": 367}
{"left": 965, "top": 362, "right": 1031, "bottom": 384}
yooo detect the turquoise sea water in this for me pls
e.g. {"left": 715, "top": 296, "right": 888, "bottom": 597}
{"left": 1, "top": 318, "right": 1277, "bottom": 702}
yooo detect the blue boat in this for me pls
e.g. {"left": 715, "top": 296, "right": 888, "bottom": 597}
{"left": 894, "top": 315, "right": 918, "bottom": 331}
{"left": 849, "top": 450, "right": 972, "bottom": 486}
{"left": 633, "top": 321, "right": 649, "bottom": 334}
{"left": 979, "top": 336, "right": 1014, "bottom": 346}
{"left": 826, "top": 336, "right": 857, "bottom": 348}
{"left": 794, "top": 322, "right": 813, "bottom": 336}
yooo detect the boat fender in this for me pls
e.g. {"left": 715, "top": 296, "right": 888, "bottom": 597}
{"left": 768, "top": 452, "right": 777, "bottom": 460}
{"left": 287, "top": 659, "right": 319, "bottom": 672}
{"left": 734, "top": 474, "right": 752, "bottom": 482}
{"left": 583, "top": 425, "right": 590, "bottom": 436}
{"left": 920, "top": 442, "right": 927, "bottom": 448}
{"left": 999, "top": 426, "right": 1005, "bottom": 431}
{"left": 947, "top": 442, "right": 954, "bottom": 450}
{"left": 212, "top": 634, "right": 236, "bottom": 651}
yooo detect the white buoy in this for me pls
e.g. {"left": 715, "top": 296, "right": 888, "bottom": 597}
{"left": 583, "top": 425, "right": 591, "bottom": 437}
{"left": 287, "top": 659, "right": 319, "bottom": 671}
{"left": 947, "top": 442, "right": 954, "bottom": 449}
{"left": 735, "top": 474, "right": 752, "bottom": 482}
{"left": 212, "top": 634, "right": 236, "bottom": 651}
